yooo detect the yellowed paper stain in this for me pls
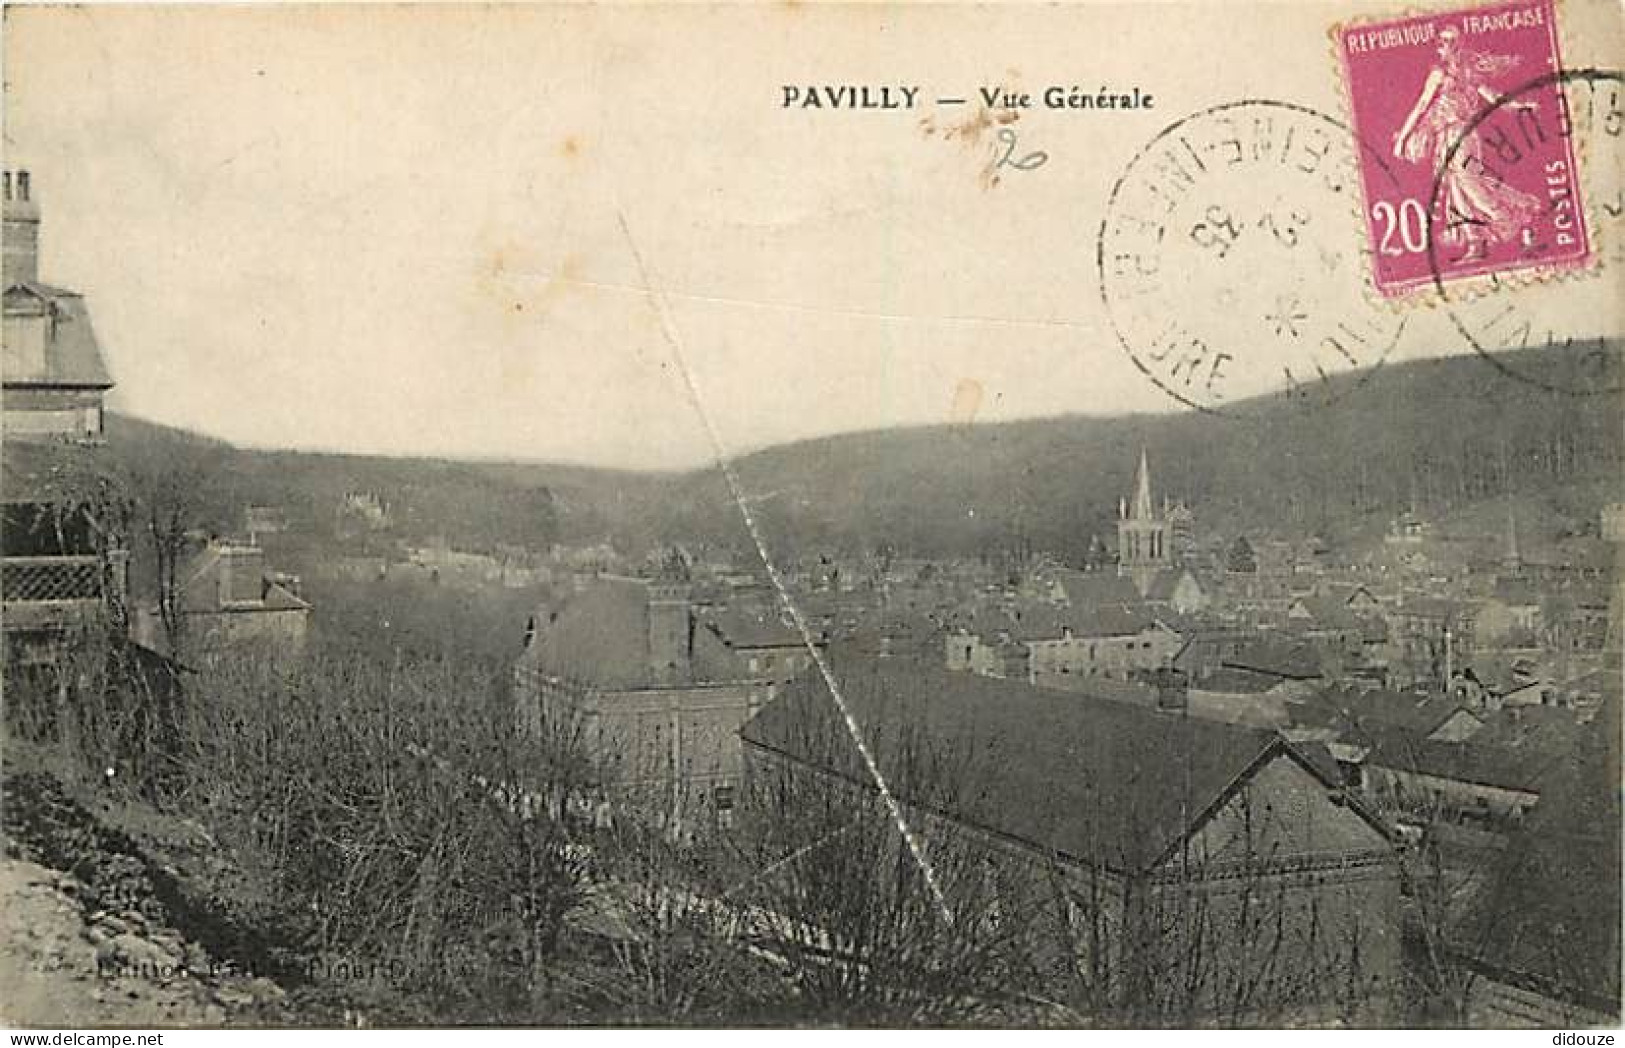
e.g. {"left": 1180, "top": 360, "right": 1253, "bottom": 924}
{"left": 949, "top": 377, "right": 983, "bottom": 425}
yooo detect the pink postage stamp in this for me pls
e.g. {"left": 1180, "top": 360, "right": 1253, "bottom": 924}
{"left": 1336, "top": 0, "right": 1590, "bottom": 297}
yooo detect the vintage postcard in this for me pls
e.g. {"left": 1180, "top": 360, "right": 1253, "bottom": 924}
{"left": 2, "top": 0, "right": 1621, "bottom": 1036}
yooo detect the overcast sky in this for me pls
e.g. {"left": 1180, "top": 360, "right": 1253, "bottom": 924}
{"left": 6, "top": 3, "right": 1619, "bottom": 469}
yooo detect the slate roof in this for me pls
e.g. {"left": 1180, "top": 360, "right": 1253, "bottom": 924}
{"left": 1355, "top": 615, "right": 1391, "bottom": 644}
{"left": 176, "top": 545, "right": 311, "bottom": 614}
{"left": 1291, "top": 595, "right": 1365, "bottom": 629}
{"left": 1194, "top": 667, "right": 1285, "bottom": 695}
{"left": 1003, "top": 605, "right": 1075, "bottom": 642}
{"left": 258, "top": 583, "right": 308, "bottom": 612}
{"left": 740, "top": 654, "right": 1370, "bottom": 875}
{"left": 1461, "top": 654, "right": 1544, "bottom": 697}
{"left": 1061, "top": 604, "right": 1163, "bottom": 639}
{"left": 1172, "top": 628, "right": 1262, "bottom": 678}
{"left": 520, "top": 574, "right": 657, "bottom": 689}
{"left": 700, "top": 606, "right": 807, "bottom": 649}
{"left": 1489, "top": 575, "right": 1540, "bottom": 606}
{"left": 1364, "top": 707, "right": 1585, "bottom": 794}
{"left": 1319, "top": 582, "right": 1378, "bottom": 607}
{"left": 1220, "top": 637, "right": 1322, "bottom": 680}
{"left": 971, "top": 601, "right": 1164, "bottom": 643}
{"left": 1142, "top": 568, "right": 1200, "bottom": 603}
{"left": 1466, "top": 704, "right": 1586, "bottom": 751}
{"left": 1051, "top": 569, "right": 1144, "bottom": 609}
{"left": 1153, "top": 609, "right": 1216, "bottom": 636}
{"left": 2, "top": 283, "right": 114, "bottom": 389}
{"left": 1293, "top": 685, "right": 1465, "bottom": 737}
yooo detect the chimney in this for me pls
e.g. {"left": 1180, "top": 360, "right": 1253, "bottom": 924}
{"left": 4, "top": 169, "right": 41, "bottom": 287}
{"left": 1154, "top": 665, "right": 1190, "bottom": 714}
{"left": 1443, "top": 626, "right": 1454, "bottom": 691}
{"left": 217, "top": 544, "right": 267, "bottom": 605}
{"left": 647, "top": 578, "right": 693, "bottom": 683}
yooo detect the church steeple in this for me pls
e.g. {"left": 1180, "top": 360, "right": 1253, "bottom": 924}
{"left": 1131, "top": 447, "right": 1155, "bottom": 521}
{"left": 1117, "top": 447, "right": 1169, "bottom": 592}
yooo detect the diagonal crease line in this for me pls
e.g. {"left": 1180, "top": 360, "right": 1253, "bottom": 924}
{"left": 616, "top": 210, "right": 955, "bottom": 927}
{"left": 719, "top": 813, "right": 868, "bottom": 901}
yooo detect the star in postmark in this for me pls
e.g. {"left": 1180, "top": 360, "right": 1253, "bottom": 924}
{"left": 1265, "top": 295, "right": 1308, "bottom": 339}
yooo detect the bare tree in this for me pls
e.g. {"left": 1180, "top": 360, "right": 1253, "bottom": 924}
{"left": 730, "top": 705, "right": 1073, "bottom": 1025}
{"left": 112, "top": 428, "right": 234, "bottom": 658}
{"left": 164, "top": 649, "right": 598, "bottom": 1020}
{"left": 734, "top": 675, "right": 1396, "bottom": 1026}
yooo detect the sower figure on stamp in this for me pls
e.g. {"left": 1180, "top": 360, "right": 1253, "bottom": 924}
{"left": 1391, "top": 25, "right": 1541, "bottom": 261}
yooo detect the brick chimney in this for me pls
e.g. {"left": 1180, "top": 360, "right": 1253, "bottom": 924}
{"left": 647, "top": 578, "right": 693, "bottom": 682}
{"left": 1154, "top": 665, "right": 1190, "bottom": 714}
{"left": 4, "top": 170, "right": 41, "bottom": 288}
{"left": 217, "top": 544, "right": 267, "bottom": 606}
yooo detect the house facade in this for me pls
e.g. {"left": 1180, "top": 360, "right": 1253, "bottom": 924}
{"left": 946, "top": 605, "right": 1183, "bottom": 687}
{"left": 1026, "top": 610, "right": 1184, "bottom": 685}
{"left": 694, "top": 606, "right": 820, "bottom": 703}
{"left": 133, "top": 541, "right": 310, "bottom": 665}
{"left": 1, "top": 169, "right": 126, "bottom": 668}
{"left": 512, "top": 568, "right": 822, "bottom": 828}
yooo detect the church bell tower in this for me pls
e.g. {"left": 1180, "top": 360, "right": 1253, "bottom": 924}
{"left": 1117, "top": 448, "right": 1170, "bottom": 593}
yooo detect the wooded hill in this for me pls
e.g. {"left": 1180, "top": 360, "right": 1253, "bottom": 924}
{"left": 106, "top": 342, "right": 1622, "bottom": 563}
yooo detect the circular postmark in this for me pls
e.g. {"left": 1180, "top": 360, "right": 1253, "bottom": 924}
{"left": 1425, "top": 67, "right": 1624, "bottom": 396}
{"left": 1098, "top": 99, "right": 1407, "bottom": 416}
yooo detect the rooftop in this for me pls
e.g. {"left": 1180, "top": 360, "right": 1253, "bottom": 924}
{"left": 1050, "top": 568, "right": 1144, "bottom": 609}
{"left": 2, "top": 282, "right": 114, "bottom": 390}
{"left": 699, "top": 605, "right": 808, "bottom": 650}
{"left": 519, "top": 574, "right": 659, "bottom": 690}
{"left": 741, "top": 654, "right": 1368, "bottom": 874}
{"left": 1364, "top": 706, "right": 1586, "bottom": 795}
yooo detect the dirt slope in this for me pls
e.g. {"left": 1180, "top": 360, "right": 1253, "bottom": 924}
{"left": 0, "top": 857, "right": 251, "bottom": 1026}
